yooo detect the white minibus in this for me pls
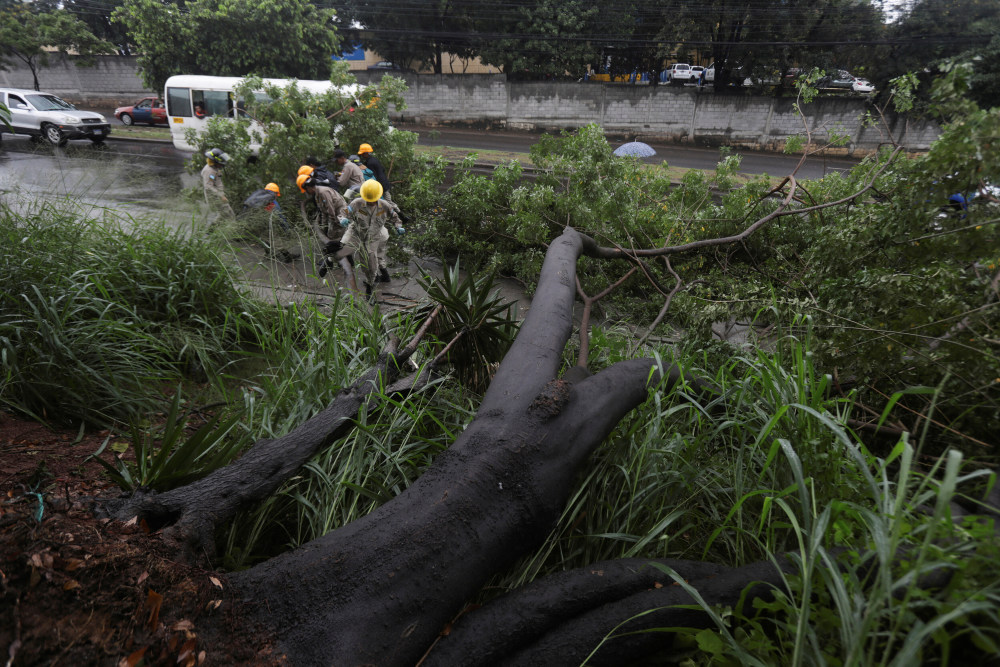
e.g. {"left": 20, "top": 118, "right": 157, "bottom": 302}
{"left": 163, "top": 75, "right": 362, "bottom": 152}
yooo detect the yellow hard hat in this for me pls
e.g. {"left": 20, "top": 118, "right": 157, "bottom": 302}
{"left": 360, "top": 179, "right": 383, "bottom": 202}
{"left": 296, "top": 173, "right": 313, "bottom": 193}
{"left": 265, "top": 182, "right": 280, "bottom": 196}
{"left": 358, "top": 143, "right": 374, "bottom": 155}
{"left": 297, "top": 165, "right": 314, "bottom": 177}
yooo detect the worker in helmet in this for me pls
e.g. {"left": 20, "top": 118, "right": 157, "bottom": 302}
{"left": 201, "top": 148, "right": 235, "bottom": 221}
{"left": 356, "top": 143, "right": 392, "bottom": 202}
{"left": 343, "top": 179, "right": 404, "bottom": 290}
{"left": 240, "top": 182, "right": 289, "bottom": 231}
{"left": 298, "top": 172, "right": 350, "bottom": 261}
{"left": 342, "top": 147, "right": 411, "bottom": 225}
{"left": 332, "top": 149, "right": 365, "bottom": 192}
{"left": 302, "top": 156, "right": 337, "bottom": 188}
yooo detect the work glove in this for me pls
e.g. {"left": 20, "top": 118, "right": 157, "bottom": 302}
{"left": 339, "top": 217, "right": 350, "bottom": 228}
{"left": 324, "top": 240, "right": 343, "bottom": 255}
{"left": 395, "top": 226, "right": 406, "bottom": 236}
{"left": 398, "top": 211, "right": 412, "bottom": 224}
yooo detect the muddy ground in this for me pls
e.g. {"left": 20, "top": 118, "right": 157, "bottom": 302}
{"left": 0, "top": 411, "right": 281, "bottom": 667}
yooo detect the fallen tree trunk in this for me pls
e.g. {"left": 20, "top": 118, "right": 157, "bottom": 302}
{"left": 229, "top": 227, "right": 685, "bottom": 664}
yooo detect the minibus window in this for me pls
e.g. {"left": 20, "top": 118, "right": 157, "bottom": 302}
{"left": 167, "top": 88, "right": 191, "bottom": 117}
{"left": 191, "top": 90, "right": 232, "bottom": 118}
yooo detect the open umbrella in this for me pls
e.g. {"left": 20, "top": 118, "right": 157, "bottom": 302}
{"left": 613, "top": 141, "right": 656, "bottom": 158}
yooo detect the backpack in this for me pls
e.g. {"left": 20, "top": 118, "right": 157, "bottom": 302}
{"left": 349, "top": 154, "right": 375, "bottom": 181}
{"left": 242, "top": 189, "right": 277, "bottom": 210}
{"left": 311, "top": 165, "right": 337, "bottom": 188}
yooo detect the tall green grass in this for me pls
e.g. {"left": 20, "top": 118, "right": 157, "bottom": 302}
{"left": 492, "top": 325, "right": 1000, "bottom": 664}
{"left": 220, "top": 296, "right": 482, "bottom": 567}
{"left": 0, "top": 199, "right": 276, "bottom": 425}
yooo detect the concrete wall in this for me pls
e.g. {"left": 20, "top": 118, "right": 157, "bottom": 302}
{"left": 0, "top": 55, "right": 153, "bottom": 107}
{"left": 5, "top": 60, "right": 940, "bottom": 152}
{"left": 362, "top": 73, "right": 940, "bottom": 153}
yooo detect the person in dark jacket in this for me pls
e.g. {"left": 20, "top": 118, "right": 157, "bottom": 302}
{"left": 240, "top": 182, "right": 289, "bottom": 230}
{"left": 357, "top": 143, "right": 392, "bottom": 201}
{"left": 303, "top": 156, "right": 337, "bottom": 188}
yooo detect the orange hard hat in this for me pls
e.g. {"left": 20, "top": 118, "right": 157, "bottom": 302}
{"left": 297, "top": 165, "right": 314, "bottom": 177}
{"left": 296, "top": 173, "right": 313, "bottom": 193}
{"left": 357, "top": 143, "right": 373, "bottom": 154}
{"left": 265, "top": 182, "right": 280, "bottom": 196}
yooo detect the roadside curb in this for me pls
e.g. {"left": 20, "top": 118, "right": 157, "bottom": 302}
{"left": 105, "top": 134, "right": 173, "bottom": 144}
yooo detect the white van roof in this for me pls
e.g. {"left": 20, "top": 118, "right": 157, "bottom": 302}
{"left": 163, "top": 75, "right": 361, "bottom": 96}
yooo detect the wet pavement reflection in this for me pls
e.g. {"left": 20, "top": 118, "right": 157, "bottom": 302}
{"left": 0, "top": 136, "right": 200, "bottom": 226}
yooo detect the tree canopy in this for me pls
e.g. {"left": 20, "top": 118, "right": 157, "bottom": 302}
{"left": 0, "top": 5, "right": 112, "bottom": 90}
{"left": 113, "top": 0, "right": 341, "bottom": 94}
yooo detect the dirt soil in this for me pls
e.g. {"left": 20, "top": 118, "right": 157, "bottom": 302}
{"left": 0, "top": 411, "right": 280, "bottom": 667}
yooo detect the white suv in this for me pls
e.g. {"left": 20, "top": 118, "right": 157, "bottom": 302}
{"left": 667, "top": 64, "right": 696, "bottom": 85}
{"left": 1, "top": 88, "right": 111, "bottom": 146}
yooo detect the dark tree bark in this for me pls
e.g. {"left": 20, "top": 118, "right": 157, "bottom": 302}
{"left": 229, "top": 227, "right": 683, "bottom": 665}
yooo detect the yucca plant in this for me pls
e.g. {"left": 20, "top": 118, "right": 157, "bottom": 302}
{"left": 417, "top": 260, "right": 519, "bottom": 393}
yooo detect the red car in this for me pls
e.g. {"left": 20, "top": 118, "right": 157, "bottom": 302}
{"left": 114, "top": 97, "right": 167, "bottom": 126}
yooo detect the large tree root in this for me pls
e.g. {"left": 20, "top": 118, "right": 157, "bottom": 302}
{"left": 422, "top": 557, "right": 731, "bottom": 665}
{"left": 111, "top": 345, "right": 414, "bottom": 560}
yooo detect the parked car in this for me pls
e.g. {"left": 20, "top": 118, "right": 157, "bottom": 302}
{"left": 0, "top": 87, "right": 110, "bottom": 146}
{"left": 819, "top": 70, "right": 856, "bottom": 89}
{"left": 704, "top": 63, "right": 715, "bottom": 84}
{"left": 691, "top": 66, "right": 705, "bottom": 83}
{"left": 367, "top": 61, "right": 412, "bottom": 72}
{"left": 114, "top": 97, "right": 167, "bottom": 126}
{"left": 852, "top": 78, "right": 875, "bottom": 94}
{"left": 667, "top": 63, "right": 696, "bottom": 85}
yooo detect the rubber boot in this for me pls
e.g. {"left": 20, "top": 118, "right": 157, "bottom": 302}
{"left": 378, "top": 267, "right": 391, "bottom": 283}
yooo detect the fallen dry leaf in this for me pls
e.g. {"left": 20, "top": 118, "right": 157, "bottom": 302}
{"left": 198, "top": 650, "right": 206, "bottom": 664}
{"left": 206, "top": 599, "right": 222, "bottom": 611}
{"left": 143, "top": 590, "right": 163, "bottom": 630}
{"left": 137, "top": 571, "right": 149, "bottom": 586}
{"left": 178, "top": 638, "right": 197, "bottom": 667}
{"left": 119, "top": 645, "right": 148, "bottom": 667}
{"left": 172, "top": 620, "right": 195, "bottom": 632}
{"left": 208, "top": 576, "right": 223, "bottom": 589}
{"left": 63, "top": 579, "right": 80, "bottom": 591}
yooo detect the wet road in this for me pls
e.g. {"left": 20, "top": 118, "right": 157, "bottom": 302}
{"left": 1, "top": 124, "right": 859, "bottom": 210}
{"left": 397, "top": 124, "right": 861, "bottom": 180}
{"left": 0, "top": 135, "right": 199, "bottom": 224}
